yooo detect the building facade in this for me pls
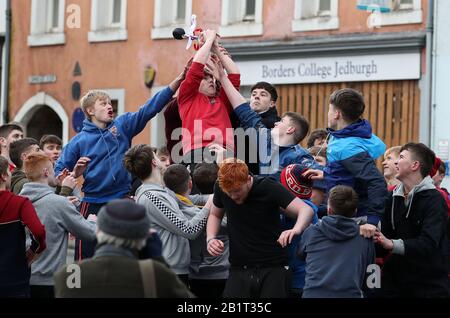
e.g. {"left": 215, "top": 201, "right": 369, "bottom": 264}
{"left": 7, "top": 0, "right": 430, "bottom": 155}
{"left": 432, "top": 0, "right": 449, "bottom": 185}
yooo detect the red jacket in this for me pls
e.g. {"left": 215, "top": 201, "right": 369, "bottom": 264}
{"left": 178, "top": 62, "right": 240, "bottom": 155}
{"left": 0, "top": 190, "right": 46, "bottom": 296}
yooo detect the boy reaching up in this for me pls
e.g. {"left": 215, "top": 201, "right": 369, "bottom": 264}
{"left": 55, "top": 74, "right": 185, "bottom": 260}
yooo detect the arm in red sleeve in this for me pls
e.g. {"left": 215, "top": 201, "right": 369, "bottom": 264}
{"left": 177, "top": 62, "right": 205, "bottom": 116}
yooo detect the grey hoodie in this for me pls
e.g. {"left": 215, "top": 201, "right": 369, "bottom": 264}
{"left": 135, "top": 183, "right": 210, "bottom": 275}
{"left": 20, "top": 183, "right": 96, "bottom": 286}
{"left": 389, "top": 176, "right": 436, "bottom": 255}
{"left": 176, "top": 195, "right": 230, "bottom": 280}
{"left": 299, "top": 215, "right": 375, "bottom": 298}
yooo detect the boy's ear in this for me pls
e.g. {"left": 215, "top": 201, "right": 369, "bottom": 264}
{"left": 269, "top": 100, "right": 276, "bottom": 108}
{"left": 86, "top": 105, "right": 95, "bottom": 117}
{"left": 286, "top": 126, "right": 295, "bottom": 135}
{"left": 327, "top": 206, "right": 333, "bottom": 216}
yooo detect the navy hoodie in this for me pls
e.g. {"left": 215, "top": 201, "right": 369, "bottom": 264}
{"left": 299, "top": 215, "right": 375, "bottom": 298}
{"left": 55, "top": 87, "right": 174, "bottom": 203}
{"left": 325, "top": 120, "right": 387, "bottom": 225}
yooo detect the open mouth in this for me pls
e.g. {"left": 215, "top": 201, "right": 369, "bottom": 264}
{"left": 108, "top": 111, "right": 113, "bottom": 116}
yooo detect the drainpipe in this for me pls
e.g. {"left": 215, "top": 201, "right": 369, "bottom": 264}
{"left": 425, "top": 0, "right": 434, "bottom": 147}
{"left": 1, "top": 0, "right": 11, "bottom": 124}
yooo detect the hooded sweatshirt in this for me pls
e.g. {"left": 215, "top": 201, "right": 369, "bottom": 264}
{"left": 175, "top": 194, "right": 230, "bottom": 280}
{"left": 54, "top": 87, "right": 174, "bottom": 203}
{"left": 381, "top": 176, "right": 448, "bottom": 296}
{"left": 325, "top": 119, "right": 387, "bottom": 225}
{"left": 135, "top": 183, "right": 210, "bottom": 275}
{"left": 299, "top": 215, "right": 375, "bottom": 298}
{"left": 0, "top": 190, "right": 46, "bottom": 297}
{"left": 20, "top": 183, "right": 96, "bottom": 286}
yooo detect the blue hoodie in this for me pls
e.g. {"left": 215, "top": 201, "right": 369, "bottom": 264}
{"left": 299, "top": 215, "right": 375, "bottom": 298}
{"left": 55, "top": 87, "right": 174, "bottom": 203}
{"left": 234, "top": 103, "right": 321, "bottom": 180}
{"left": 325, "top": 119, "right": 387, "bottom": 225}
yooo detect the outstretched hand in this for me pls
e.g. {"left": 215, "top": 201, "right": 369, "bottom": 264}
{"left": 302, "top": 169, "right": 324, "bottom": 180}
{"left": 373, "top": 230, "right": 394, "bottom": 250}
{"left": 205, "top": 55, "right": 225, "bottom": 81}
{"left": 73, "top": 157, "right": 91, "bottom": 178}
{"left": 277, "top": 229, "right": 299, "bottom": 248}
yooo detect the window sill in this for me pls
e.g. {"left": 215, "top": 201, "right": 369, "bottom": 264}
{"left": 219, "top": 22, "right": 263, "bottom": 38}
{"left": 292, "top": 16, "right": 339, "bottom": 32}
{"left": 379, "top": 10, "right": 422, "bottom": 26}
{"left": 27, "top": 33, "right": 66, "bottom": 47}
{"left": 88, "top": 29, "right": 128, "bottom": 43}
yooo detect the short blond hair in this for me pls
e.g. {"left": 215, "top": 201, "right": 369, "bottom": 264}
{"left": 384, "top": 146, "right": 402, "bottom": 160}
{"left": 80, "top": 90, "right": 111, "bottom": 118}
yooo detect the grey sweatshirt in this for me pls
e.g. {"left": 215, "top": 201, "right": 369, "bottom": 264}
{"left": 176, "top": 195, "right": 230, "bottom": 280}
{"left": 135, "top": 183, "right": 210, "bottom": 275}
{"left": 20, "top": 183, "right": 96, "bottom": 286}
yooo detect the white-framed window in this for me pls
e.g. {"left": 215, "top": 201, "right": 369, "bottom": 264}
{"left": 28, "top": 0, "right": 66, "bottom": 47}
{"left": 88, "top": 0, "right": 128, "bottom": 43}
{"left": 152, "top": 0, "right": 193, "bottom": 39}
{"left": 220, "top": 0, "right": 263, "bottom": 37}
{"left": 380, "top": 0, "right": 422, "bottom": 26}
{"left": 292, "top": 0, "right": 339, "bottom": 32}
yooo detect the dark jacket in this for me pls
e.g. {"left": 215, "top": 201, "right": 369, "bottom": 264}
{"left": 247, "top": 107, "right": 280, "bottom": 175}
{"left": 54, "top": 244, "right": 194, "bottom": 298}
{"left": 11, "top": 169, "right": 28, "bottom": 195}
{"left": 325, "top": 120, "right": 387, "bottom": 225}
{"left": 380, "top": 177, "right": 449, "bottom": 297}
{"left": 0, "top": 191, "right": 46, "bottom": 297}
{"left": 299, "top": 215, "right": 375, "bottom": 298}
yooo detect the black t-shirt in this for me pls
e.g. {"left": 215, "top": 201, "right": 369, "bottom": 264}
{"left": 213, "top": 176, "right": 296, "bottom": 267}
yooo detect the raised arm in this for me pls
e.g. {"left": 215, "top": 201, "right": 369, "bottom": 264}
{"left": 193, "top": 30, "right": 217, "bottom": 65}
{"left": 278, "top": 198, "right": 314, "bottom": 247}
{"left": 213, "top": 44, "right": 240, "bottom": 75}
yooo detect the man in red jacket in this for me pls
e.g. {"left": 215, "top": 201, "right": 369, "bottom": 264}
{"left": 0, "top": 156, "right": 46, "bottom": 298}
{"left": 177, "top": 30, "right": 240, "bottom": 170}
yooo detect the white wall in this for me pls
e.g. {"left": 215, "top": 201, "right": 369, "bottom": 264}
{"left": 0, "top": 0, "right": 6, "bottom": 36}
{"left": 433, "top": 0, "right": 450, "bottom": 188}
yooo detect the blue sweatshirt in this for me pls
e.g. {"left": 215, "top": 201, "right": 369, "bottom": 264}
{"left": 55, "top": 87, "right": 174, "bottom": 203}
{"left": 325, "top": 119, "right": 387, "bottom": 225}
{"left": 299, "top": 215, "right": 375, "bottom": 298}
{"left": 234, "top": 103, "right": 321, "bottom": 180}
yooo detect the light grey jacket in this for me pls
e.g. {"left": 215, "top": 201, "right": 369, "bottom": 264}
{"left": 135, "top": 183, "right": 210, "bottom": 275}
{"left": 20, "top": 183, "right": 96, "bottom": 286}
{"left": 178, "top": 196, "right": 230, "bottom": 280}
